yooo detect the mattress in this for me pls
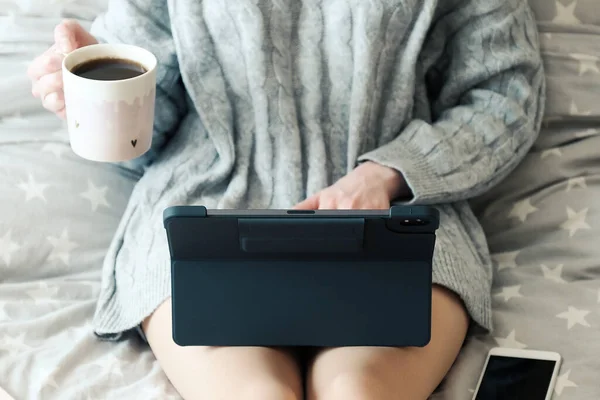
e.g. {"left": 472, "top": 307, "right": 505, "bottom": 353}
{"left": 1, "top": 2, "right": 599, "bottom": 399}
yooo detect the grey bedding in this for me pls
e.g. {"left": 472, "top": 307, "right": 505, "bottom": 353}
{"left": 1, "top": 1, "right": 599, "bottom": 399}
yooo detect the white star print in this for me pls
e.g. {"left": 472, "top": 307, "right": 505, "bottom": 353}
{"left": 560, "top": 207, "right": 591, "bottom": 237}
{"left": 555, "top": 369, "right": 578, "bottom": 396}
{"left": 17, "top": 173, "right": 50, "bottom": 202}
{"left": 0, "top": 230, "right": 21, "bottom": 267}
{"left": 541, "top": 264, "right": 567, "bottom": 284}
{"left": 566, "top": 177, "right": 587, "bottom": 192}
{"left": 0, "top": 332, "right": 34, "bottom": 358}
{"left": 556, "top": 306, "right": 590, "bottom": 329}
{"left": 541, "top": 148, "right": 562, "bottom": 159}
{"left": 80, "top": 180, "right": 110, "bottom": 212}
{"left": 495, "top": 285, "right": 523, "bottom": 302}
{"left": 509, "top": 198, "right": 538, "bottom": 222}
{"left": 569, "top": 100, "right": 591, "bottom": 116}
{"left": 494, "top": 330, "right": 527, "bottom": 349}
{"left": 42, "top": 143, "right": 68, "bottom": 158}
{"left": 492, "top": 251, "right": 520, "bottom": 271}
{"left": 25, "top": 281, "right": 60, "bottom": 305}
{"left": 553, "top": 0, "right": 580, "bottom": 24}
{"left": 570, "top": 53, "right": 600, "bottom": 76}
{"left": 47, "top": 229, "right": 78, "bottom": 265}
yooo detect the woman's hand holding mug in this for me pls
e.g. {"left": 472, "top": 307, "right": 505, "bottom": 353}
{"left": 27, "top": 20, "right": 157, "bottom": 163}
{"left": 28, "top": 20, "right": 98, "bottom": 119}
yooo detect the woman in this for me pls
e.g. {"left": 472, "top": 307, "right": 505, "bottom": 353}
{"left": 28, "top": 0, "right": 545, "bottom": 398}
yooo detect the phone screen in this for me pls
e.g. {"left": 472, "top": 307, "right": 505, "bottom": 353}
{"left": 475, "top": 355, "right": 557, "bottom": 400}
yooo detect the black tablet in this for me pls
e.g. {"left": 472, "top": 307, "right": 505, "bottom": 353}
{"left": 163, "top": 205, "right": 439, "bottom": 347}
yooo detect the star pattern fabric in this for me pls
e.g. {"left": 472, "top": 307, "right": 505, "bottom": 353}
{"left": 17, "top": 173, "right": 50, "bottom": 202}
{"left": 0, "top": 230, "right": 21, "bottom": 267}
{"left": 569, "top": 53, "right": 600, "bottom": 76}
{"left": 80, "top": 180, "right": 110, "bottom": 212}
{"left": 561, "top": 207, "right": 591, "bottom": 238}
{"left": 552, "top": 0, "right": 581, "bottom": 24}
{"left": 508, "top": 198, "right": 539, "bottom": 222}
{"left": 556, "top": 307, "right": 591, "bottom": 330}
{"left": 432, "top": 1, "right": 600, "bottom": 395}
{"left": 494, "top": 285, "right": 523, "bottom": 302}
{"left": 46, "top": 229, "right": 79, "bottom": 266}
{"left": 491, "top": 251, "right": 520, "bottom": 271}
{"left": 541, "top": 264, "right": 567, "bottom": 284}
{"left": 494, "top": 330, "right": 528, "bottom": 349}
{"left": 555, "top": 370, "right": 578, "bottom": 396}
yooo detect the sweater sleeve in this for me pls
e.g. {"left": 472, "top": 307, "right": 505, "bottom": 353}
{"left": 357, "top": 0, "right": 545, "bottom": 204}
{"left": 90, "top": 0, "right": 188, "bottom": 171}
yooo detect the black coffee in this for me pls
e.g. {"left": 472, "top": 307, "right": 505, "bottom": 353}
{"left": 71, "top": 58, "right": 147, "bottom": 81}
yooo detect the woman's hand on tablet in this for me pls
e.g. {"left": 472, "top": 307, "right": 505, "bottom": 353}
{"left": 294, "top": 161, "right": 409, "bottom": 210}
{"left": 28, "top": 20, "right": 98, "bottom": 119}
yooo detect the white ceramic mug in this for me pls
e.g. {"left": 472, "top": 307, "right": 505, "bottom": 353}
{"left": 62, "top": 44, "right": 157, "bottom": 162}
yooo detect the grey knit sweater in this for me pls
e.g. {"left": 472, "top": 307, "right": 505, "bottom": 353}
{"left": 89, "top": 0, "right": 544, "bottom": 339}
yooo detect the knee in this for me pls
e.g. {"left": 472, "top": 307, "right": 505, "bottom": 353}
{"left": 321, "top": 370, "right": 388, "bottom": 400}
{"left": 241, "top": 380, "right": 299, "bottom": 400}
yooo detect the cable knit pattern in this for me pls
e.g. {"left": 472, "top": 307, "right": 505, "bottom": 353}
{"left": 89, "top": 0, "right": 544, "bottom": 339}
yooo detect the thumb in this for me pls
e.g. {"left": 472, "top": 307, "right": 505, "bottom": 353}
{"left": 293, "top": 194, "right": 319, "bottom": 210}
{"left": 54, "top": 20, "right": 97, "bottom": 54}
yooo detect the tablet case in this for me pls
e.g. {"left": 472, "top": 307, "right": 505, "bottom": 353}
{"left": 163, "top": 205, "right": 439, "bottom": 348}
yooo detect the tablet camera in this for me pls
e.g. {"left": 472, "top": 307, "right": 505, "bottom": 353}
{"left": 400, "top": 218, "right": 428, "bottom": 226}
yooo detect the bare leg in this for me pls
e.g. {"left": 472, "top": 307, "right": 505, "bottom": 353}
{"left": 142, "top": 297, "right": 303, "bottom": 400}
{"left": 307, "top": 285, "right": 469, "bottom": 400}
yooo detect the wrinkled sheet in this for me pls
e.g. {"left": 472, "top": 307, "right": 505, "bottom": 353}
{"left": 0, "top": 12, "right": 180, "bottom": 400}
{"left": 433, "top": 16, "right": 600, "bottom": 400}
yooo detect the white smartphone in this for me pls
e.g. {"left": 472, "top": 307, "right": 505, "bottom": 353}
{"left": 472, "top": 347, "right": 561, "bottom": 400}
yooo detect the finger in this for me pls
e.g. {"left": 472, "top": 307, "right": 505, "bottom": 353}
{"left": 33, "top": 70, "right": 63, "bottom": 100}
{"left": 337, "top": 199, "right": 359, "bottom": 210}
{"left": 293, "top": 195, "right": 319, "bottom": 210}
{"left": 340, "top": 200, "right": 390, "bottom": 210}
{"left": 317, "top": 197, "right": 337, "bottom": 210}
{"left": 55, "top": 19, "right": 97, "bottom": 53}
{"left": 56, "top": 108, "right": 67, "bottom": 120}
{"left": 42, "top": 91, "right": 65, "bottom": 114}
{"left": 27, "top": 48, "right": 63, "bottom": 82}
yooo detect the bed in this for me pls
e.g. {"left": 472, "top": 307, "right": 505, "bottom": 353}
{"left": 0, "top": 1, "right": 598, "bottom": 399}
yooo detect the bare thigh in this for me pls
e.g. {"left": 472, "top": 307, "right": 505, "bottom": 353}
{"left": 307, "top": 285, "right": 469, "bottom": 400}
{"left": 142, "top": 297, "right": 303, "bottom": 400}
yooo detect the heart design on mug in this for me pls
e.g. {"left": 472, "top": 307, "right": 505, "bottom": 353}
{"left": 131, "top": 139, "right": 138, "bottom": 148}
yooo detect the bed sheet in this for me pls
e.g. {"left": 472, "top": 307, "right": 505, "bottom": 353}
{"left": 0, "top": 13, "right": 180, "bottom": 400}
{"left": 433, "top": 5, "right": 600, "bottom": 398}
